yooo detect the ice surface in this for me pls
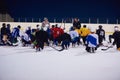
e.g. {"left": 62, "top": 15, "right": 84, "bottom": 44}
{"left": 0, "top": 45, "right": 120, "bottom": 80}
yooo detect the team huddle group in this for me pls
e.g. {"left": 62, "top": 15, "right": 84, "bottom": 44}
{"left": 0, "top": 18, "right": 120, "bottom": 52}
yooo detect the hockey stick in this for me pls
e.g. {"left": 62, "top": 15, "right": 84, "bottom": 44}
{"left": 49, "top": 45, "right": 64, "bottom": 51}
{"left": 101, "top": 46, "right": 113, "bottom": 51}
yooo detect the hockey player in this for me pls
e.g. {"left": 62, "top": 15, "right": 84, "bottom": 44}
{"left": 86, "top": 28, "right": 99, "bottom": 53}
{"left": 50, "top": 25, "right": 55, "bottom": 41}
{"left": 42, "top": 17, "right": 50, "bottom": 28}
{"left": 69, "top": 27, "right": 79, "bottom": 47}
{"left": 21, "top": 32, "right": 31, "bottom": 47}
{"left": 112, "top": 26, "right": 120, "bottom": 51}
{"left": 56, "top": 24, "right": 64, "bottom": 44}
{"left": 109, "top": 26, "right": 119, "bottom": 43}
{"left": 80, "top": 25, "right": 90, "bottom": 45}
{"left": 11, "top": 25, "right": 21, "bottom": 44}
{"left": 35, "top": 27, "right": 49, "bottom": 51}
{"left": 50, "top": 32, "right": 71, "bottom": 51}
{"left": 6, "top": 24, "right": 11, "bottom": 40}
{"left": 25, "top": 27, "right": 32, "bottom": 40}
{"left": 0, "top": 23, "right": 7, "bottom": 45}
{"left": 52, "top": 24, "right": 64, "bottom": 46}
{"left": 60, "top": 32, "right": 71, "bottom": 49}
{"left": 96, "top": 25, "right": 105, "bottom": 46}
{"left": 73, "top": 18, "right": 81, "bottom": 29}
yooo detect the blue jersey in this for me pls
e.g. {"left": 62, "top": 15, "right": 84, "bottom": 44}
{"left": 86, "top": 33, "right": 99, "bottom": 47}
{"left": 12, "top": 27, "right": 20, "bottom": 38}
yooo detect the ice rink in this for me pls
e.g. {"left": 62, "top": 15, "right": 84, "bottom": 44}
{"left": 0, "top": 44, "right": 120, "bottom": 80}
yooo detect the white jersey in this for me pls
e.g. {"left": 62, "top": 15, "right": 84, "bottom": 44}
{"left": 21, "top": 33, "right": 31, "bottom": 42}
{"left": 69, "top": 30, "right": 79, "bottom": 39}
{"left": 86, "top": 33, "right": 99, "bottom": 47}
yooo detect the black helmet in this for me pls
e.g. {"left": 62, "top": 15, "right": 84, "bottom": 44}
{"left": 99, "top": 25, "right": 102, "bottom": 29}
{"left": 17, "top": 25, "right": 21, "bottom": 29}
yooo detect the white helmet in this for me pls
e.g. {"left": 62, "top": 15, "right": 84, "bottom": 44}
{"left": 90, "top": 28, "right": 95, "bottom": 32}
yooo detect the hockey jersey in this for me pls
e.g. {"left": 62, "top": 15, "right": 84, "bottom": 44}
{"left": 86, "top": 33, "right": 99, "bottom": 47}
{"left": 11, "top": 27, "right": 20, "bottom": 38}
{"left": 69, "top": 30, "right": 79, "bottom": 40}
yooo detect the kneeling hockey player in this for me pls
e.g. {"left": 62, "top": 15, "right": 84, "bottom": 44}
{"left": 112, "top": 26, "right": 120, "bottom": 51}
{"left": 60, "top": 32, "right": 71, "bottom": 50}
{"left": 35, "top": 27, "right": 49, "bottom": 51}
{"left": 86, "top": 28, "right": 99, "bottom": 53}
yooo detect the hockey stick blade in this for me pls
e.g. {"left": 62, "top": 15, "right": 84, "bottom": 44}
{"left": 50, "top": 46, "right": 64, "bottom": 51}
{"left": 101, "top": 46, "right": 113, "bottom": 51}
